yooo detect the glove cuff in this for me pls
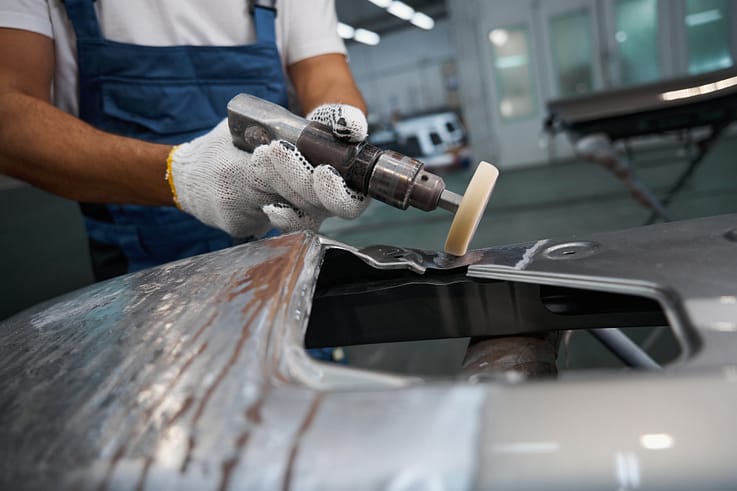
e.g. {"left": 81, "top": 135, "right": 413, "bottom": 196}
{"left": 165, "top": 144, "right": 183, "bottom": 210}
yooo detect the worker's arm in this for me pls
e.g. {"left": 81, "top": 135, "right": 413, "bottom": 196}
{"left": 0, "top": 28, "right": 173, "bottom": 205}
{"left": 287, "top": 53, "right": 367, "bottom": 115}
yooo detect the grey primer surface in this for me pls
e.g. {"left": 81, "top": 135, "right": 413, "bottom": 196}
{"left": 2, "top": 214, "right": 737, "bottom": 490}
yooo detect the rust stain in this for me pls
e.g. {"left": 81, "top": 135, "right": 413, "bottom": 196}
{"left": 264, "top": 249, "right": 308, "bottom": 380}
{"left": 143, "top": 341, "right": 209, "bottom": 421}
{"left": 216, "top": 388, "right": 271, "bottom": 490}
{"left": 94, "top": 236, "right": 313, "bottom": 489}
{"left": 224, "top": 234, "right": 307, "bottom": 303}
{"left": 282, "top": 393, "right": 324, "bottom": 491}
{"left": 98, "top": 444, "right": 126, "bottom": 491}
{"left": 245, "top": 396, "right": 265, "bottom": 425}
{"left": 179, "top": 435, "right": 196, "bottom": 473}
{"left": 169, "top": 395, "right": 195, "bottom": 424}
{"left": 190, "top": 309, "right": 219, "bottom": 344}
{"left": 131, "top": 309, "right": 216, "bottom": 423}
{"left": 100, "top": 304, "right": 210, "bottom": 489}
{"left": 217, "top": 429, "right": 251, "bottom": 491}
{"left": 218, "top": 456, "right": 239, "bottom": 491}
{"left": 133, "top": 456, "right": 154, "bottom": 491}
{"left": 179, "top": 235, "right": 311, "bottom": 472}
{"left": 235, "top": 431, "right": 250, "bottom": 448}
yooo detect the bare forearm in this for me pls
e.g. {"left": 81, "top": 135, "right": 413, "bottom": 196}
{"left": 0, "top": 91, "right": 174, "bottom": 205}
{"left": 303, "top": 78, "right": 366, "bottom": 115}
{"left": 288, "top": 53, "right": 367, "bottom": 115}
{"left": 298, "top": 69, "right": 366, "bottom": 115}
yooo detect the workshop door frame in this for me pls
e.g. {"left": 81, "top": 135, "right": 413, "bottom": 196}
{"left": 479, "top": 0, "right": 606, "bottom": 167}
{"left": 478, "top": 0, "right": 548, "bottom": 168}
{"left": 537, "top": 0, "right": 605, "bottom": 162}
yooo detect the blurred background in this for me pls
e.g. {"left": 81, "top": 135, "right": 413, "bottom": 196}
{"left": 2, "top": 0, "right": 737, "bottom": 323}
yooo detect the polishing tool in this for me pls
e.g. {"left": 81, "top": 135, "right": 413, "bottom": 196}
{"left": 227, "top": 94, "right": 497, "bottom": 256}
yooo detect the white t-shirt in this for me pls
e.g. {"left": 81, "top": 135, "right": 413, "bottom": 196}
{"left": 0, "top": 0, "right": 346, "bottom": 115}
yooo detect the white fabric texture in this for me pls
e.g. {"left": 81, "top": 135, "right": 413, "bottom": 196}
{"left": 169, "top": 119, "right": 369, "bottom": 237}
{"left": 0, "top": 0, "right": 346, "bottom": 117}
{"left": 307, "top": 103, "right": 368, "bottom": 143}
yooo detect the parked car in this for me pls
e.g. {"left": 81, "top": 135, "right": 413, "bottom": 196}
{"left": 369, "top": 111, "right": 472, "bottom": 170}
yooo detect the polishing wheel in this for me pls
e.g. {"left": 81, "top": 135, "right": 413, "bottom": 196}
{"left": 444, "top": 161, "right": 499, "bottom": 256}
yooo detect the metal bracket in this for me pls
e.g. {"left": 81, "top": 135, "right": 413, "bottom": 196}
{"left": 318, "top": 237, "right": 485, "bottom": 274}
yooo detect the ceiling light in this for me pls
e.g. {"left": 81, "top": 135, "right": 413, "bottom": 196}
{"left": 387, "top": 1, "right": 415, "bottom": 21}
{"left": 410, "top": 12, "right": 435, "bottom": 30}
{"left": 337, "top": 22, "right": 355, "bottom": 39}
{"left": 488, "top": 29, "right": 509, "bottom": 46}
{"left": 640, "top": 433, "right": 675, "bottom": 450}
{"left": 354, "top": 28, "right": 381, "bottom": 46}
{"left": 367, "top": 0, "right": 392, "bottom": 7}
{"left": 686, "top": 9, "right": 722, "bottom": 27}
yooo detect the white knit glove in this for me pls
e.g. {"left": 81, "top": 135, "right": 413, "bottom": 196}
{"left": 306, "top": 103, "right": 368, "bottom": 143}
{"left": 167, "top": 114, "right": 369, "bottom": 238}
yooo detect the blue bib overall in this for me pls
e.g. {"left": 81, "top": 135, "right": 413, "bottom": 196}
{"left": 63, "top": 0, "right": 288, "bottom": 280}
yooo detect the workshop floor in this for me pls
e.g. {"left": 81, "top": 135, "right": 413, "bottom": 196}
{"left": 2, "top": 134, "right": 737, "bottom": 375}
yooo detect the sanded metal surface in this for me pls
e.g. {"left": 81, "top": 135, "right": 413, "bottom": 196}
{"left": 2, "top": 215, "right": 737, "bottom": 490}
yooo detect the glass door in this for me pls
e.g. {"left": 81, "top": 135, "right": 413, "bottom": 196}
{"left": 539, "top": 0, "right": 604, "bottom": 99}
{"left": 489, "top": 25, "right": 537, "bottom": 120}
{"left": 478, "top": 0, "right": 548, "bottom": 166}
{"left": 614, "top": 0, "right": 661, "bottom": 85}
{"left": 684, "top": 0, "right": 734, "bottom": 74}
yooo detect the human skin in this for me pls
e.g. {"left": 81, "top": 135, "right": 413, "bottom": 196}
{"left": 0, "top": 28, "right": 366, "bottom": 206}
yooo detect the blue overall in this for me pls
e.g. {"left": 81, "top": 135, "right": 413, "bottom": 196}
{"left": 63, "top": 0, "right": 288, "bottom": 280}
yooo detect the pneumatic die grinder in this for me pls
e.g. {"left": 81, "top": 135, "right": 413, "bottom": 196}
{"left": 227, "top": 93, "right": 498, "bottom": 255}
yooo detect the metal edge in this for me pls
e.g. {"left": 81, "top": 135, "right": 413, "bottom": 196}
{"left": 467, "top": 265, "right": 698, "bottom": 363}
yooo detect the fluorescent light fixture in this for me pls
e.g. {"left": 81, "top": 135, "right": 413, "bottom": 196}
{"left": 495, "top": 55, "right": 528, "bottom": 70}
{"left": 337, "top": 22, "right": 355, "bottom": 39}
{"left": 686, "top": 9, "right": 722, "bottom": 27}
{"left": 367, "top": 0, "right": 392, "bottom": 7}
{"left": 640, "top": 433, "right": 675, "bottom": 450}
{"left": 488, "top": 29, "right": 509, "bottom": 46}
{"left": 492, "top": 442, "right": 560, "bottom": 454}
{"left": 354, "top": 28, "right": 381, "bottom": 46}
{"left": 387, "top": 1, "right": 415, "bottom": 20}
{"left": 410, "top": 12, "right": 434, "bottom": 30}
{"left": 660, "top": 75, "right": 737, "bottom": 101}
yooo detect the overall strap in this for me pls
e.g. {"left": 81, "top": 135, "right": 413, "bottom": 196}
{"left": 62, "top": 0, "right": 103, "bottom": 41}
{"left": 250, "top": 0, "right": 277, "bottom": 44}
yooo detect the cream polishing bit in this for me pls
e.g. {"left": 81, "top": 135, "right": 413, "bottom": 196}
{"left": 444, "top": 161, "right": 499, "bottom": 256}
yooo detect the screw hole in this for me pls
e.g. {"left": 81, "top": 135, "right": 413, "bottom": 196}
{"left": 421, "top": 175, "right": 429, "bottom": 182}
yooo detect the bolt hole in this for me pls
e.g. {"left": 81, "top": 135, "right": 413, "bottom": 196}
{"left": 421, "top": 175, "right": 429, "bottom": 182}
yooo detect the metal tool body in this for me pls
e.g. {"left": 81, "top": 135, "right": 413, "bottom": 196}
{"left": 227, "top": 93, "right": 461, "bottom": 212}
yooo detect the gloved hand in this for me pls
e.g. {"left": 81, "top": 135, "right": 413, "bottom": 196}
{"left": 167, "top": 104, "right": 370, "bottom": 238}
{"left": 307, "top": 103, "right": 368, "bottom": 143}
